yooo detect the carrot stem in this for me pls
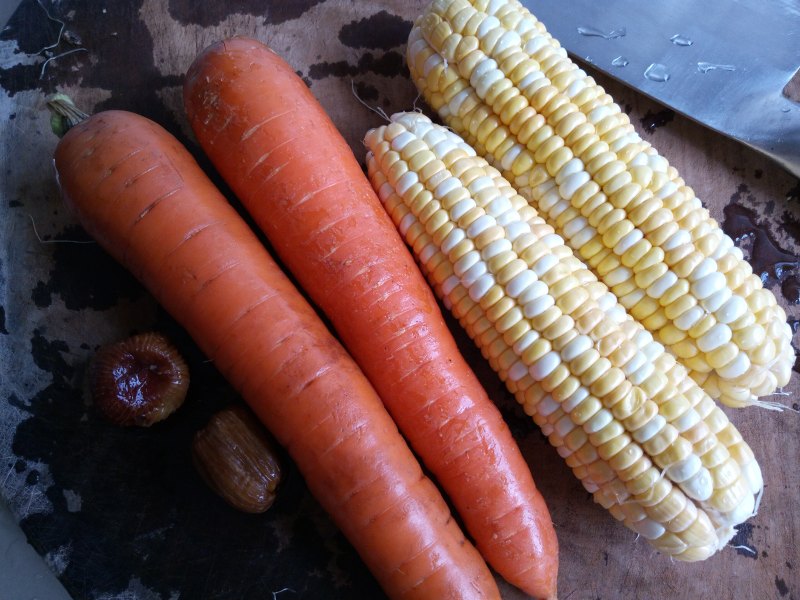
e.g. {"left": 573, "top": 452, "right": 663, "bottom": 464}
{"left": 47, "top": 93, "right": 89, "bottom": 138}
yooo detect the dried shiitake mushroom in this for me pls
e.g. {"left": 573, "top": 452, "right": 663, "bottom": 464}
{"left": 89, "top": 332, "right": 190, "bottom": 426}
{"left": 192, "top": 405, "right": 282, "bottom": 513}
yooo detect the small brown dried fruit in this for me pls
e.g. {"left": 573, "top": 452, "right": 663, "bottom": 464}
{"left": 192, "top": 405, "right": 282, "bottom": 513}
{"left": 89, "top": 332, "right": 189, "bottom": 427}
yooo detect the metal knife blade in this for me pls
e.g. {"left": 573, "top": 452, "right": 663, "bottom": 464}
{"left": 0, "top": 0, "right": 23, "bottom": 31}
{"left": 522, "top": 0, "right": 800, "bottom": 179}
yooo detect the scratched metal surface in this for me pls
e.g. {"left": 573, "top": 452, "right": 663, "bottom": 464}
{"left": 1, "top": 1, "right": 799, "bottom": 599}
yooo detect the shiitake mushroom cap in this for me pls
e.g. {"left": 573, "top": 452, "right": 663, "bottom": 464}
{"left": 89, "top": 332, "right": 190, "bottom": 426}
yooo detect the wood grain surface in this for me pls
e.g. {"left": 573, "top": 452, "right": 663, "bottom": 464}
{"left": 1, "top": 1, "right": 799, "bottom": 599}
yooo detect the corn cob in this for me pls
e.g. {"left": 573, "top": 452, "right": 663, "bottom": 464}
{"left": 364, "top": 112, "right": 763, "bottom": 561}
{"left": 406, "top": 0, "right": 794, "bottom": 409}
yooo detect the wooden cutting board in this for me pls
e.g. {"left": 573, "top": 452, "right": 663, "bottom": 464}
{"left": 1, "top": 1, "right": 798, "bottom": 598}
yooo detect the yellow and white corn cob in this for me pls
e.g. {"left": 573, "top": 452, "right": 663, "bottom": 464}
{"left": 364, "top": 112, "right": 763, "bottom": 561}
{"left": 406, "top": 0, "right": 794, "bottom": 409}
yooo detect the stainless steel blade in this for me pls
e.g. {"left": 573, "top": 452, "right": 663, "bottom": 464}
{"left": 0, "top": 0, "right": 23, "bottom": 30}
{"left": 522, "top": 0, "right": 800, "bottom": 178}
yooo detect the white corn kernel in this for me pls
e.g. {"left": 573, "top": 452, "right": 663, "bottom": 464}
{"left": 697, "top": 324, "right": 733, "bottom": 353}
{"left": 523, "top": 294, "right": 555, "bottom": 318}
{"left": 667, "top": 455, "right": 702, "bottom": 483}
{"left": 717, "top": 296, "right": 748, "bottom": 324}
{"left": 631, "top": 414, "right": 665, "bottom": 443}
{"left": 717, "top": 353, "right": 750, "bottom": 379}
{"left": 631, "top": 518, "right": 667, "bottom": 540}
{"left": 530, "top": 351, "right": 561, "bottom": 379}
{"left": 683, "top": 469, "right": 713, "bottom": 501}
{"left": 507, "top": 270, "right": 538, "bottom": 298}
{"left": 691, "top": 272, "right": 726, "bottom": 300}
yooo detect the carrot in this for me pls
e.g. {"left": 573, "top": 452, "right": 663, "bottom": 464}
{"left": 183, "top": 37, "right": 559, "bottom": 599}
{"left": 53, "top": 109, "right": 501, "bottom": 600}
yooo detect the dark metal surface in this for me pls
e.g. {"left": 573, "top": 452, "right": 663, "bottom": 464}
{"left": 0, "top": 0, "right": 23, "bottom": 29}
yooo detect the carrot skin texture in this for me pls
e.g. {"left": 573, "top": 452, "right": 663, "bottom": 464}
{"left": 53, "top": 110, "right": 500, "bottom": 600}
{"left": 184, "top": 37, "right": 558, "bottom": 599}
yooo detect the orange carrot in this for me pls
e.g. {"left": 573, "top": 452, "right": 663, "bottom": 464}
{"left": 184, "top": 37, "right": 558, "bottom": 599}
{"left": 53, "top": 110, "right": 500, "bottom": 600}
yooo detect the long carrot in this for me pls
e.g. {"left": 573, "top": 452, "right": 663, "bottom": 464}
{"left": 184, "top": 37, "right": 558, "bottom": 599}
{"left": 53, "top": 109, "right": 500, "bottom": 600}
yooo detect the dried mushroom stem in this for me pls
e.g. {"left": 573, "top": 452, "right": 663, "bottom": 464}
{"left": 192, "top": 405, "right": 282, "bottom": 514}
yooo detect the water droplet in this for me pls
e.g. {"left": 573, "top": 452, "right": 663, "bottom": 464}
{"left": 644, "top": 63, "right": 670, "bottom": 82}
{"left": 577, "top": 26, "right": 626, "bottom": 40}
{"left": 697, "top": 62, "right": 736, "bottom": 73}
{"left": 612, "top": 56, "right": 629, "bottom": 67}
{"left": 670, "top": 34, "right": 693, "bottom": 46}
{"left": 723, "top": 201, "right": 799, "bottom": 288}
